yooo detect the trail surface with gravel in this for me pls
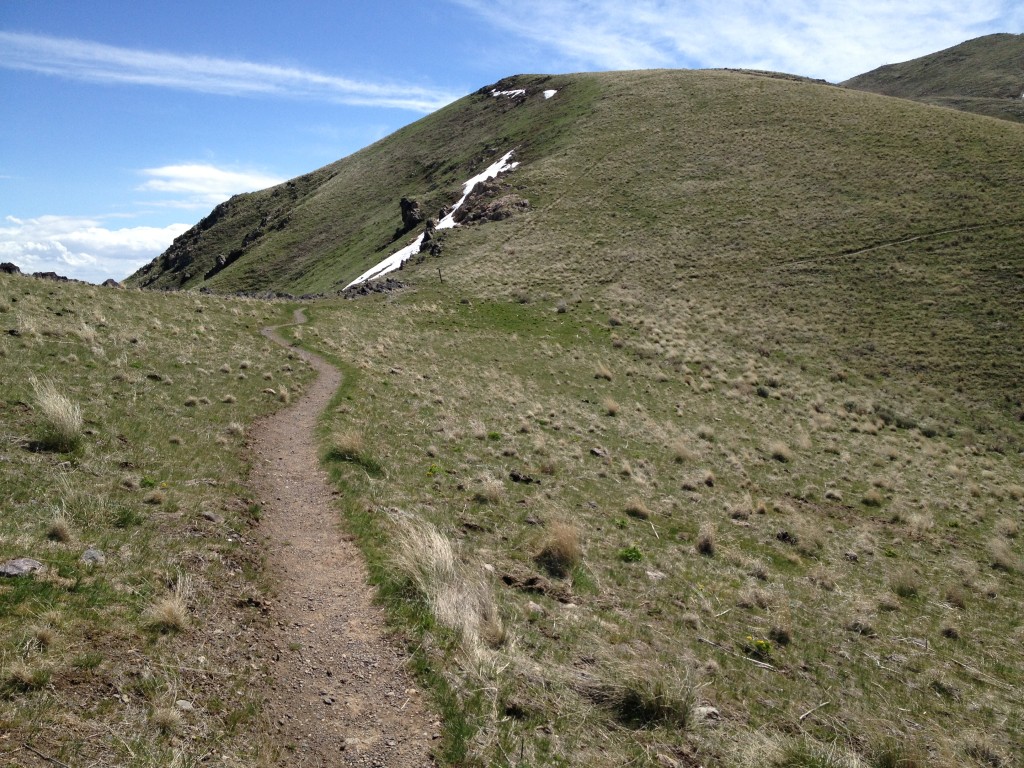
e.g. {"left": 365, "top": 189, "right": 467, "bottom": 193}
{"left": 249, "top": 308, "right": 436, "bottom": 766}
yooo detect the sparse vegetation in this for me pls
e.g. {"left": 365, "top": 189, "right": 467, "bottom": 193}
{"left": 0, "top": 273, "right": 312, "bottom": 765}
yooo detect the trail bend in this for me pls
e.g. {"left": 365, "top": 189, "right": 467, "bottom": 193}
{"left": 250, "top": 308, "right": 435, "bottom": 766}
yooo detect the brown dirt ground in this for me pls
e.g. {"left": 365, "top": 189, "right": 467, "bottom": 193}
{"left": 250, "top": 310, "right": 436, "bottom": 766}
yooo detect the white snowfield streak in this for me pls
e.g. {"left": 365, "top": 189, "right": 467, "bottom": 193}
{"left": 543, "top": 89, "right": 557, "bottom": 99}
{"left": 491, "top": 88, "right": 526, "bottom": 97}
{"left": 344, "top": 150, "right": 519, "bottom": 289}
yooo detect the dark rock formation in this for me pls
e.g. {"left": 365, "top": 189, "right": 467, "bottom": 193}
{"left": 204, "top": 249, "right": 244, "bottom": 281}
{"left": 343, "top": 277, "right": 404, "bottom": 299}
{"left": 0, "top": 262, "right": 21, "bottom": 275}
{"left": 453, "top": 180, "right": 529, "bottom": 224}
{"left": 418, "top": 218, "right": 443, "bottom": 256}
{"left": 32, "top": 271, "right": 71, "bottom": 282}
{"left": 399, "top": 197, "right": 424, "bottom": 232}
{"left": 101, "top": 278, "right": 122, "bottom": 288}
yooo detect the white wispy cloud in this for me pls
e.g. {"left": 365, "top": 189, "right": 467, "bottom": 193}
{"left": 0, "top": 31, "right": 460, "bottom": 112}
{"left": 0, "top": 215, "right": 190, "bottom": 283}
{"left": 453, "top": 0, "right": 1024, "bottom": 81}
{"left": 138, "top": 164, "right": 286, "bottom": 207}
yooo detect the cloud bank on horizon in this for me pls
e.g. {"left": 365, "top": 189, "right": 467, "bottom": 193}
{"left": 0, "top": 215, "right": 191, "bottom": 284}
{"left": 455, "top": 0, "right": 1023, "bottom": 81}
{"left": 0, "top": 164, "right": 283, "bottom": 282}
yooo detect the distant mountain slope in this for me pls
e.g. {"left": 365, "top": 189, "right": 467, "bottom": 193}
{"left": 127, "top": 73, "right": 582, "bottom": 294}
{"left": 843, "top": 33, "right": 1024, "bottom": 122}
{"left": 129, "top": 65, "right": 1024, "bottom": 301}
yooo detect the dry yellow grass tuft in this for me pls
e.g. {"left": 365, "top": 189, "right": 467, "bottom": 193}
{"left": 536, "top": 521, "right": 583, "bottom": 577}
{"left": 150, "top": 706, "right": 184, "bottom": 734}
{"left": 623, "top": 499, "right": 651, "bottom": 520}
{"left": 146, "top": 575, "right": 191, "bottom": 633}
{"left": 30, "top": 377, "right": 83, "bottom": 452}
{"left": 390, "top": 515, "right": 504, "bottom": 660}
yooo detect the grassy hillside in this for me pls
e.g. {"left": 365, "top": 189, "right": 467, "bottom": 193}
{"left": 0, "top": 274, "right": 314, "bottom": 765}
{"left": 39, "top": 62, "right": 1024, "bottom": 766}
{"left": 127, "top": 73, "right": 587, "bottom": 294}
{"left": 290, "top": 274, "right": 1023, "bottom": 766}
{"left": 267, "top": 69, "right": 1023, "bottom": 766}
{"left": 843, "top": 33, "right": 1024, "bottom": 122}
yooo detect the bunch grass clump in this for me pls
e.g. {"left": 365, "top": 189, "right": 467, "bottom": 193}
{"left": 390, "top": 515, "right": 505, "bottom": 660}
{"left": 535, "top": 521, "right": 582, "bottom": 577}
{"left": 587, "top": 662, "right": 696, "bottom": 729}
{"left": 146, "top": 575, "right": 192, "bottom": 634}
{"left": 30, "top": 376, "right": 83, "bottom": 452}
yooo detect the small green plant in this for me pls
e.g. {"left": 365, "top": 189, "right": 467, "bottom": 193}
{"left": 741, "top": 635, "right": 772, "bottom": 660}
{"left": 618, "top": 545, "right": 643, "bottom": 562}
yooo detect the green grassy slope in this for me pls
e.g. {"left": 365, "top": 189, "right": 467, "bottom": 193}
{"left": 0, "top": 275, "right": 315, "bottom": 765}
{"left": 115, "top": 63, "right": 1024, "bottom": 766}
{"left": 428, "top": 69, "right": 1024, "bottom": 431}
{"left": 274, "top": 68, "right": 1023, "bottom": 767}
{"left": 843, "top": 33, "right": 1024, "bottom": 122}
{"left": 127, "top": 73, "right": 588, "bottom": 294}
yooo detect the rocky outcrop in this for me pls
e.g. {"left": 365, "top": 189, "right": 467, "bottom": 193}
{"left": 453, "top": 179, "right": 529, "bottom": 224}
{"left": 418, "top": 218, "right": 443, "bottom": 256}
{"left": 399, "top": 197, "right": 424, "bottom": 232}
{"left": 0, "top": 262, "right": 21, "bottom": 275}
{"left": 342, "top": 277, "right": 404, "bottom": 299}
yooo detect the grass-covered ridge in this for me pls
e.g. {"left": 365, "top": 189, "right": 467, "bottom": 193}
{"left": 127, "top": 73, "right": 592, "bottom": 295}
{"left": 0, "top": 274, "right": 314, "bottom": 765}
{"left": 843, "top": 33, "right": 1024, "bottom": 123}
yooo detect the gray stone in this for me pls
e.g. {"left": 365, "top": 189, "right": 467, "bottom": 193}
{"left": 81, "top": 548, "right": 106, "bottom": 565}
{"left": 175, "top": 699, "right": 194, "bottom": 711}
{"left": 0, "top": 558, "right": 46, "bottom": 577}
{"left": 695, "top": 705, "right": 721, "bottom": 721}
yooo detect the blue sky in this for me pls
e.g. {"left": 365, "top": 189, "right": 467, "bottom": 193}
{"left": 1, "top": 1, "right": 1021, "bottom": 282}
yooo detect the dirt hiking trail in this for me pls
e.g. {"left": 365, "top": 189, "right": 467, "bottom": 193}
{"left": 250, "top": 309, "right": 436, "bottom": 766}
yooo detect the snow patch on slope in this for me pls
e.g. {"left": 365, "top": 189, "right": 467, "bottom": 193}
{"left": 344, "top": 150, "right": 519, "bottom": 289}
{"left": 543, "top": 89, "right": 557, "bottom": 99}
{"left": 491, "top": 88, "right": 526, "bottom": 98}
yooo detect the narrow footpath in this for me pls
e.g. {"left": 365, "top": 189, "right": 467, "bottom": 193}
{"left": 249, "top": 309, "right": 435, "bottom": 766}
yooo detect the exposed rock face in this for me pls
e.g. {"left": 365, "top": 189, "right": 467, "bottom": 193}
{"left": 453, "top": 180, "right": 529, "bottom": 224}
{"left": 418, "top": 218, "right": 442, "bottom": 256}
{"left": 101, "top": 278, "right": 122, "bottom": 288}
{"left": 399, "top": 197, "right": 424, "bottom": 231}
{"left": 343, "top": 277, "right": 404, "bottom": 299}
{"left": 32, "top": 271, "right": 72, "bottom": 282}
{"left": 0, "top": 262, "right": 21, "bottom": 275}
